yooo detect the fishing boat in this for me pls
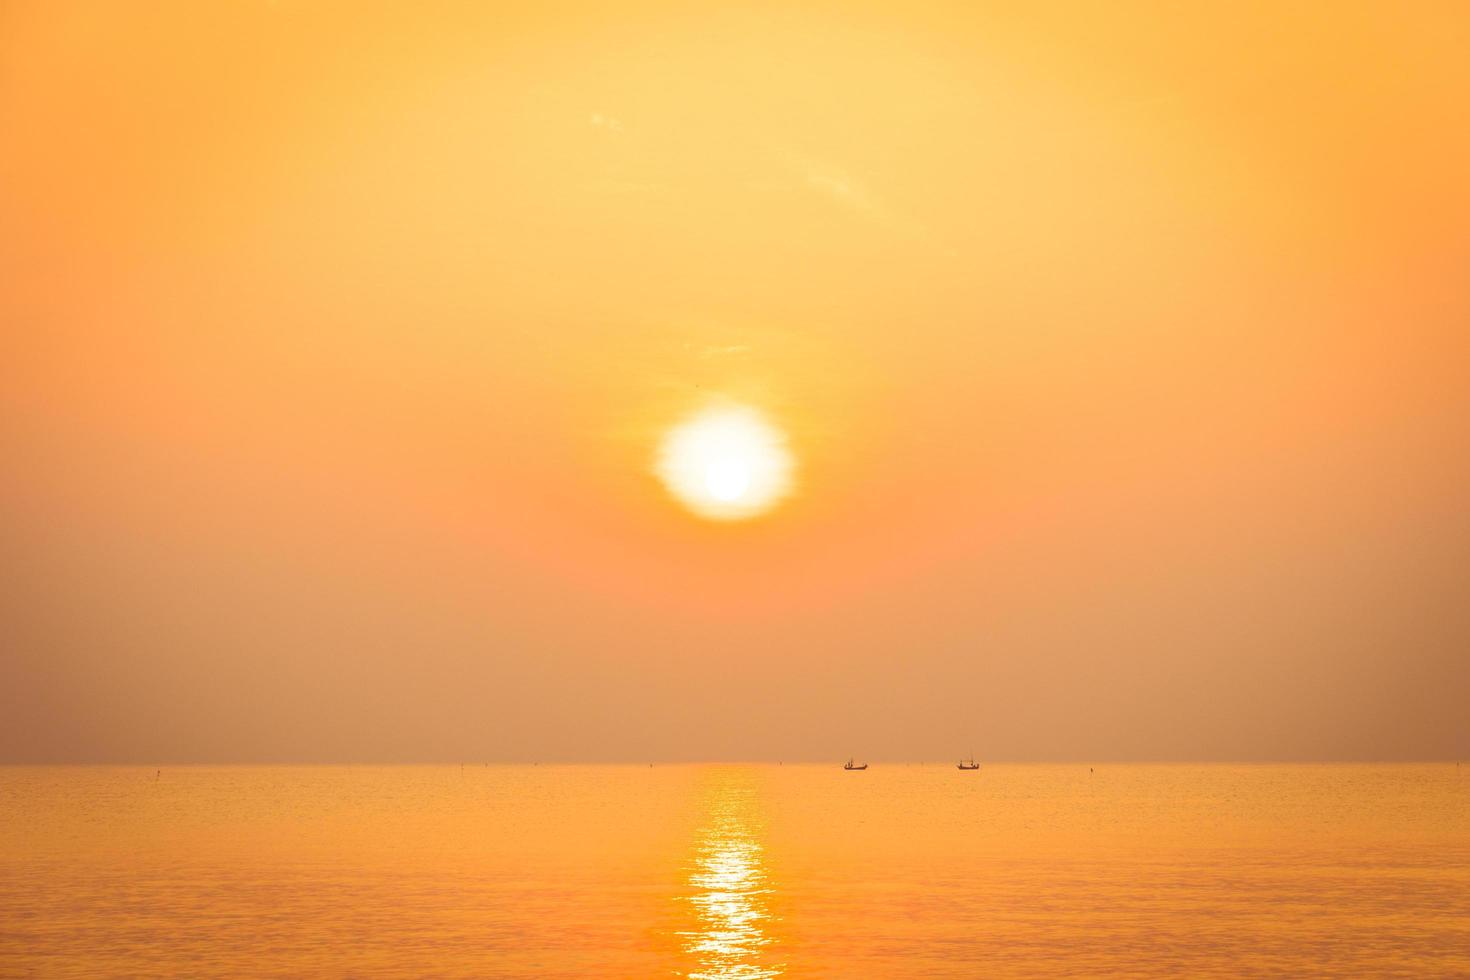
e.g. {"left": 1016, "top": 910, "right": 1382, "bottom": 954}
{"left": 957, "top": 752, "right": 980, "bottom": 771}
{"left": 844, "top": 758, "right": 868, "bottom": 771}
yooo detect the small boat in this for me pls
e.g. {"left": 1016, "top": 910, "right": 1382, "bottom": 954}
{"left": 844, "top": 758, "right": 868, "bottom": 771}
{"left": 957, "top": 752, "right": 980, "bottom": 771}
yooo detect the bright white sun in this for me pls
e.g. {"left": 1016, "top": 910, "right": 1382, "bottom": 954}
{"left": 655, "top": 403, "right": 795, "bottom": 520}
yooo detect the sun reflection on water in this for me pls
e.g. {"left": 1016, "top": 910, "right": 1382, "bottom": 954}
{"left": 679, "top": 773, "right": 782, "bottom": 979}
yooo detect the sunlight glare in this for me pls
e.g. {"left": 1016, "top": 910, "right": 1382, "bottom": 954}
{"left": 656, "top": 403, "right": 794, "bottom": 520}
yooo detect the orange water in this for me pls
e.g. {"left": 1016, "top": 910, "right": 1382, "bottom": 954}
{"left": 2, "top": 764, "right": 1466, "bottom": 977}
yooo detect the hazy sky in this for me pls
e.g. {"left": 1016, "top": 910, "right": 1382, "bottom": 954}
{"left": 3, "top": 1, "right": 1467, "bottom": 762}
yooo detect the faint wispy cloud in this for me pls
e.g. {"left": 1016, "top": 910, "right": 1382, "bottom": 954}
{"left": 679, "top": 341, "right": 753, "bottom": 359}
{"left": 697, "top": 344, "right": 751, "bottom": 358}
{"left": 589, "top": 112, "right": 625, "bottom": 134}
{"left": 777, "top": 150, "right": 925, "bottom": 240}
{"left": 800, "top": 161, "right": 879, "bottom": 215}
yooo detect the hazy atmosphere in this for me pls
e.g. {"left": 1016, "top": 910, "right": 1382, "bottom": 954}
{"left": 3, "top": 1, "right": 1468, "bottom": 763}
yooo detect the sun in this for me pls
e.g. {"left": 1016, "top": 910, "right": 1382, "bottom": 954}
{"left": 655, "top": 403, "right": 795, "bottom": 520}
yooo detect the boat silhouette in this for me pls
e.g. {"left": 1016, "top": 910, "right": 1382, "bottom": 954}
{"left": 957, "top": 752, "right": 980, "bottom": 771}
{"left": 844, "top": 757, "right": 868, "bottom": 771}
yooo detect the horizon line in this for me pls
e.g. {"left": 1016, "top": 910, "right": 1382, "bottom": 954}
{"left": 2, "top": 758, "right": 1463, "bottom": 767}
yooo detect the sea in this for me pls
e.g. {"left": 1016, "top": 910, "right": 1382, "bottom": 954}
{"left": 1, "top": 764, "right": 1467, "bottom": 977}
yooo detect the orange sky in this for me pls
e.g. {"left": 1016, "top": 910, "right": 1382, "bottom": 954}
{"left": 2, "top": 1, "right": 1467, "bottom": 761}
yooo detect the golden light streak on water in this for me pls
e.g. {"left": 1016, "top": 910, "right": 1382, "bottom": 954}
{"left": 679, "top": 772, "right": 782, "bottom": 979}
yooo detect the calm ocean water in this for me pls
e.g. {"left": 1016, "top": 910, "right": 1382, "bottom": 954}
{"left": 1, "top": 764, "right": 1467, "bottom": 977}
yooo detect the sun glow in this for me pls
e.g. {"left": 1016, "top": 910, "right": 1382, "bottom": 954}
{"left": 656, "top": 403, "right": 795, "bottom": 521}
